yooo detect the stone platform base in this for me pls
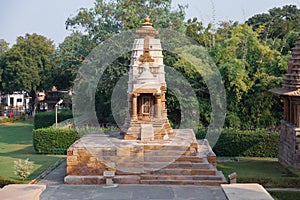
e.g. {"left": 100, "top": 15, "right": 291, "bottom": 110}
{"left": 65, "top": 129, "right": 226, "bottom": 185}
{"left": 0, "top": 184, "right": 46, "bottom": 200}
{"left": 221, "top": 184, "right": 274, "bottom": 200}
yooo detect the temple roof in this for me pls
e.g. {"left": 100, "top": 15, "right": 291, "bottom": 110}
{"left": 271, "top": 33, "right": 300, "bottom": 96}
{"left": 136, "top": 17, "right": 159, "bottom": 38}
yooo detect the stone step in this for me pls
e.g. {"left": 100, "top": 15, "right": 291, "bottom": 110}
{"left": 177, "top": 156, "right": 204, "bottom": 163}
{"left": 139, "top": 179, "right": 226, "bottom": 186}
{"left": 144, "top": 155, "right": 205, "bottom": 163}
{"left": 143, "top": 156, "right": 178, "bottom": 162}
{"left": 144, "top": 168, "right": 217, "bottom": 176}
{"left": 141, "top": 124, "right": 154, "bottom": 141}
{"left": 143, "top": 162, "right": 211, "bottom": 169}
{"left": 140, "top": 174, "right": 224, "bottom": 181}
{"left": 143, "top": 150, "right": 197, "bottom": 156}
{"left": 143, "top": 145, "right": 191, "bottom": 151}
{"left": 116, "top": 168, "right": 144, "bottom": 175}
{"left": 117, "top": 163, "right": 144, "bottom": 169}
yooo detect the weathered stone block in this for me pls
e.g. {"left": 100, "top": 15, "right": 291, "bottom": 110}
{"left": 67, "top": 156, "right": 78, "bottom": 162}
{"left": 141, "top": 124, "right": 154, "bottom": 141}
{"left": 67, "top": 161, "right": 79, "bottom": 166}
{"left": 89, "top": 157, "right": 97, "bottom": 162}
{"left": 67, "top": 150, "right": 73, "bottom": 156}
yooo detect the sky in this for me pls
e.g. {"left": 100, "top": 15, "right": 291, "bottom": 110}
{"left": 0, "top": 0, "right": 300, "bottom": 47}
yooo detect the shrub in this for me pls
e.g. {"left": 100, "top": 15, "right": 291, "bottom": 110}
{"left": 197, "top": 128, "right": 279, "bottom": 157}
{"left": 0, "top": 116, "right": 25, "bottom": 124}
{"left": 34, "top": 110, "right": 73, "bottom": 129}
{"left": 14, "top": 158, "right": 34, "bottom": 181}
{"left": 32, "top": 127, "right": 79, "bottom": 154}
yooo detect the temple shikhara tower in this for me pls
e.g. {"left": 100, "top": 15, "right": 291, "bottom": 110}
{"left": 65, "top": 18, "right": 226, "bottom": 185}
{"left": 270, "top": 33, "right": 300, "bottom": 169}
{"left": 122, "top": 17, "right": 173, "bottom": 141}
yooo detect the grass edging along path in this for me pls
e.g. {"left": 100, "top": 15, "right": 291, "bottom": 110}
{"left": 217, "top": 157, "right": 300, "bottom": 188}
{"left": 0, "top": 120, "right": 64, "bottom": 184}
{"left": 268, "top": 190, "right": 300, "bottom": 200}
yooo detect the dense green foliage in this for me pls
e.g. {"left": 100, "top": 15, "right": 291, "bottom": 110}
{"left": 197, "top": 129, "right": 279, "bottom": 157}
{"left": 0, "top": 34, "right": 56, "bottom": 92}
{"left": 185, "top": 20, "right": 287, "bottom": 128}
{"left": 33, "top": 110, "right": 73, "bottom": 129}
{"left": 246, "top": 5, "right": 300, "bottom": 42}
{"left": 32, "top": 127, "right": 79, "bottom": 154}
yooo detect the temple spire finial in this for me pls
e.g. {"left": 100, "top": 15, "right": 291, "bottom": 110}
{"left": 145, "top": 16, "right": 150, "bottom": 22}
{"left": 136, "top": 16, "right": 158, "bottom": 38}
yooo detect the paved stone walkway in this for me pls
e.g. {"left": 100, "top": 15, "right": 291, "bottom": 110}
{"left": 41, "top": 185, "right": 227, "bottom": 200}
{"left": 38, "top": 161, "right": 66, "bottom": 185}
{"left": 38, "top": 161, "right": 227, "bottom": 200}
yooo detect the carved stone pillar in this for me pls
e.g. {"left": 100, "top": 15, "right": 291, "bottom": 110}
{"left": 132, "top": 94, "right": 138, "bottom": 120}
{"left": 155, "top": 94, "right": 162, "bottom": 118}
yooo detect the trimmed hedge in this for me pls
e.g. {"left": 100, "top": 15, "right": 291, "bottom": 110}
{"left": 197, "top": 128, "right": 279, "bottom": 157}
{"left": 32, "top": 127, "right": 79, "bottom": 154}
{"left": 34, "top": 110, "right": 73, "bottom": 129}
{"left": 0, "top": 176, "right": 23, "bottom": 188}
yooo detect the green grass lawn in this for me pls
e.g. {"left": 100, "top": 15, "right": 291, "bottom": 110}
{"left": 217, "top": 157, "right": 300, "bottom": 188}
{"left": 0, "top": 120, "right": 63, "bottom": 182}
{"left": 269, "top": 190, "right": 300, "bottom": 200}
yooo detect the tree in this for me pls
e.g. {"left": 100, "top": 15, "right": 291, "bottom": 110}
{"left": 54, "top": 32, "right": 96, "bottom": 90}
{"left": 0, "top": 33, "right": 56, "bottom": 111}
{"left": 185, "top": 17, "right": 217, "bottom": 48}
{"left": 184, "top": 19, "right": 286, "bottom": 128}
{"left": 0, "top": 39, "right": 9, "bottom": 57}
{"left": 246, "top": 5, "right": 300, "bottom": 54}
{"left": 66, "top": 0, "right": 186, "bottom": 43}
{"left": 247, "top": 5, "right": 300, "bottom": 39}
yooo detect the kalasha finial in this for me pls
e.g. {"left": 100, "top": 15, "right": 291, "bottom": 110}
{"left": 145, "top": 16, "right": 150, "bottom": 23}
{"left": 142, "top": 16, "right": 152, "bottom": 27}
{"left": 136, "top": 16, "right": 158, "bottom": 38}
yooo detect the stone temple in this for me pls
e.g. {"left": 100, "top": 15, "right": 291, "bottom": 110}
{"left": 270, "top": 32, "right": 300, "bottom": 170}
{"left": 65, "top": 18, "right": 226, "bottom": 185}
{"left": 121, "top": 17, "right": 173, "bottom": 141}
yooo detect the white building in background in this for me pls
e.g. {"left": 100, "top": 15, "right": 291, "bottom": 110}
{"left": 6, "top": 92, "right": 25, "bottom": 108}
{"left": 1, "top": 92, "right": 30, "bottom": 116}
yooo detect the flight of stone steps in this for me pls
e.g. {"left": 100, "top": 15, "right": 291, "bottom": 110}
{"left": 65, "top": 130, "right": 227, "bottom": 186}
{"left": 115, "top": 143, "right": 227, "bottom": 186}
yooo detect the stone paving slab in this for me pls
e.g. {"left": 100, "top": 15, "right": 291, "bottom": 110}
{"left": 221, "top": 184, "right": 274, "bottom": 200}
{"left": 0, "top": 184, "right": 46, "bottom": 200}
{"left": 37, "top": 161, "right": 66, "bottom": 185}
{"left": 41, "top": 185, "right": 227, "bottom": 200}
